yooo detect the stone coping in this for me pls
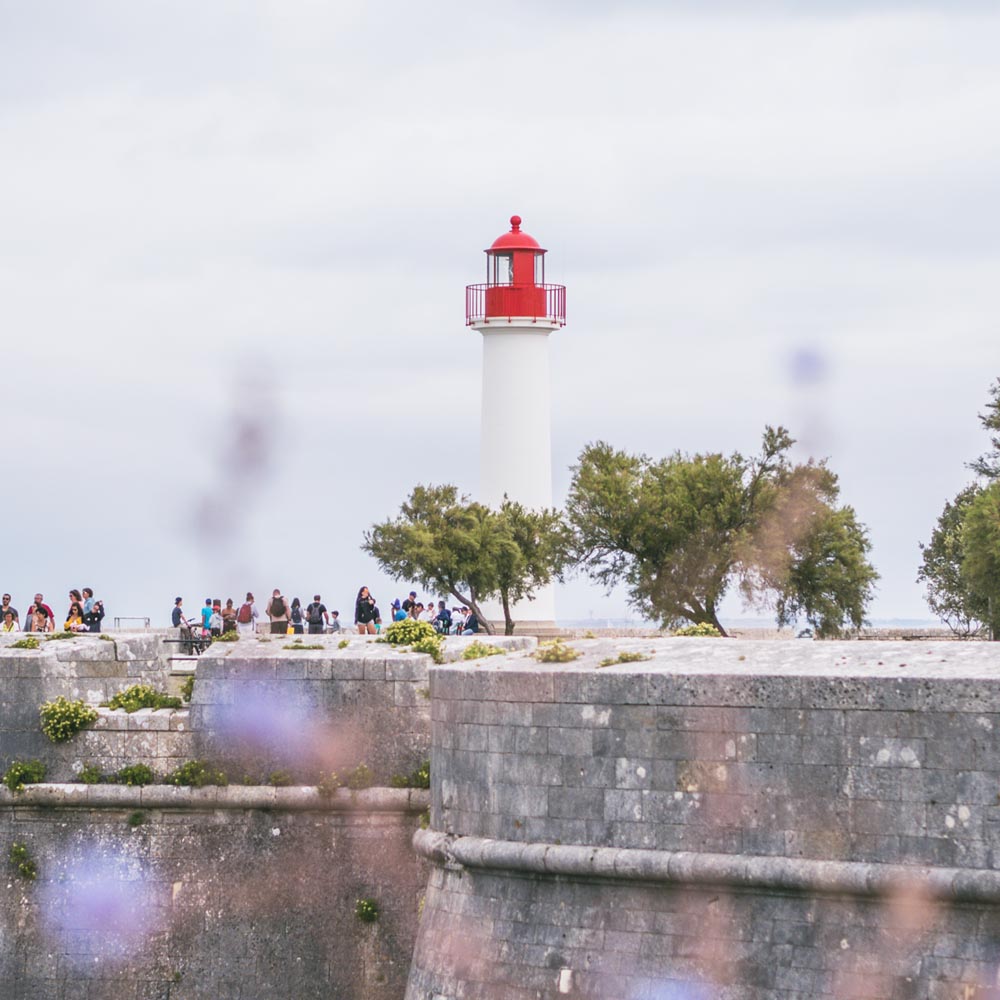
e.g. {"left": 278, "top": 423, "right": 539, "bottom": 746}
{"left": 413, "top": 829, "right": 1000, "bottom": 903}
{"left": 431, "top": 637, "right": 1000, "bottom": 678}
{"left": 0, "top": 784, "right": 430, "bottom": 812}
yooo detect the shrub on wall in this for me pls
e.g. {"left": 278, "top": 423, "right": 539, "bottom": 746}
{"left": 9, "top": 842, "right": 37, "bottom": 880}
{"left": 411, "top": 635, "right": 444, "bottom": 663}
{"left": 380, "top": 619, "right": 437, "bottom": 646}
{"left": 39, "top": 697, "right": 99, "bottom": 742}
{"left": 355, "top": 897, "right": 380, "bottom": 923}
{"left": 107, "top": 684, "right": 182, "bottom": 712}
{"left": 117, "top": 764, "right": 155, "bottom": 786}
{"left": 535, "top": 639, "right": 581, "bottom": 663}
{"left": 3, "top": 759, "right": 46, "bottom": 793}
{"left": 180, "top": 675, "right": 195, "bottom": 703}
{"left": 672, "top": 623, "right": 723, "bottom": 637}
{"left": 462, "top": 641, "right": 503, "bottom": 660}
{"left": 10, "top": 636, "right": 39, "bottom": 650}
{"left": 165, "top": 760, "right": 228, "bottom": 788}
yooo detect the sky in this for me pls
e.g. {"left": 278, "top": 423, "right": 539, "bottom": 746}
{"left": 1, "top": 1, "right": 998, "bottom": 627}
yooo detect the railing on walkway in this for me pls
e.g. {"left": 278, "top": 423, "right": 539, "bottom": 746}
{"left": 112, "top": 616, "right": 151, "bottom": 629}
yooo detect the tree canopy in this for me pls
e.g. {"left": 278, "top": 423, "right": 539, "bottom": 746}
{"left": 362, "top": 485, "right": 570, "bottom": 635}
{"left": 566, "top": 427, "right": 877, "bottom": 637}
{"left": 919, "top": 378, "right": 1000, "bottom": 639}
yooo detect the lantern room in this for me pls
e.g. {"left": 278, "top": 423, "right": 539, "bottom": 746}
{"left": 465, "top": 215, "right": 566, "bottom": 326}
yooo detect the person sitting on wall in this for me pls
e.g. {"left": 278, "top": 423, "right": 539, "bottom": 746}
{"left": 64, "top": 601, "right": 88, "bottom": 632}
{"left": 1, "top": 594, "right": 17, "bottom": 626}
{"left": 2, "top": 610, "right": 19, "bottom": 633}
{"left": 25, "top": 594, "right": 55, "bottom": 632}
{"left": 461, "top": 608, "right": 480, "bottom": 636}
{"left": 433, "top": 601, "right": 452, "bottom": 634}
{"left": 326, "top": 610, "right": 342, "bottom": 633}
{"left": 31, "top": 605, "right": 51, "bottom": 634}
{"left": 84, "top": 598, "right": 105, "bottom": 633}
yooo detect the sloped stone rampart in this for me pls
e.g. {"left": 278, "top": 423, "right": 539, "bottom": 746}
{"left": 0, "top": 785, "right": 429, "bottom": 1000}
{"left": 407, "top": 637, "right": 1000, "bottom": 999}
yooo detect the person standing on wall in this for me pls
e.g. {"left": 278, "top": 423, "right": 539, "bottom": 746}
{"left": 306, "top": 595, "right": 329, "bottom": 635}
{"left": 289, "top": 597, "right": 304, "bottom": 635}
{"left": 236, "top": 593, "right": 258, "bottom": 637}
{"left": 267, "top": 589, "right": 290, "bottom": 635}
{"left": 354, "top": 586, "right": 377, "bottom": 635}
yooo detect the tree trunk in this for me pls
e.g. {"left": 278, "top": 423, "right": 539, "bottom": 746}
{"left": 447, "top": 588, "right": 495, "bottom": 636}
{"left": 501, "top": 591, "right": 515, "bottom": 636}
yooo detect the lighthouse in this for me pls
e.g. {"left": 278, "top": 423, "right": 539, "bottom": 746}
{"left": 466, "top": 215, "right": 566, "bottom": 631}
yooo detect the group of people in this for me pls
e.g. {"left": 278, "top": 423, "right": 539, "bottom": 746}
{"left": 1, "top": 589, "right": 105, "bottom": 634}
{"left": 171, "top": 592, "right": 343, "bottom": 638}
{"left": 386, "top": 590, "right": 481, "bottom": 635}
{"left": 168, "top": 587, "right": 482, "bottom": 640}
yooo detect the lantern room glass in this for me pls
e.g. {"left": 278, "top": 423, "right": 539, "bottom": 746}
{"left": 534, "top": 253, "right": 544, "bottom": 284}
{"left": 490, "top": 252, "right": 513, "bottom": 285}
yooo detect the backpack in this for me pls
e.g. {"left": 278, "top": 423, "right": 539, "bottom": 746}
{"left": 308, "top": 603, "right": 323, "bottom": 626}
{"left": 269, "top": 598, "right": 285, "bottom": 618}
{"left": 291, "top": 605, "right": 302, "bottom": 624}
{"left": 237, "top": 603, "right": 252, "bottom": 624}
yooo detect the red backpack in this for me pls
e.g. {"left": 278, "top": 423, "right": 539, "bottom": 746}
{"left": 237, "top": 602, "right": 252, "bottom": 624}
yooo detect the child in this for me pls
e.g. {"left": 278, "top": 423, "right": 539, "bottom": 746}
{"left": 327, "top": 610, "right": 342, "bottom": 634}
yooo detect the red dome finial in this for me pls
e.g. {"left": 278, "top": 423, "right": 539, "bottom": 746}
{"left": 510, "top": 215, "right": 522, "bottom": 231}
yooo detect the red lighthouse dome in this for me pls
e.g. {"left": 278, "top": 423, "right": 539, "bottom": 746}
{"left": 466, "top": 215, "right": 566, "bottom": 326}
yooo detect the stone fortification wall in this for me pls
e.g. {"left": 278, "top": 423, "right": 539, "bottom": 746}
{"left": 0, "top": 784, "right": 429, "bottom": 1000}
{"left": 0, "top": 634, "right": 173, "bottom": 768}
{"left": 407, "top": 637, "right": 1000, "bottom": 999}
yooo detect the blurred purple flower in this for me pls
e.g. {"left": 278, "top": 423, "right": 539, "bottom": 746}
{"left": 39, "top": 846, "right": 164, "bottom": 966}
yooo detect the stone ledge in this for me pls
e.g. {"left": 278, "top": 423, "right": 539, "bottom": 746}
{"left": 413, "top": 828, "right": 1000, "bottom": 903}
{"left": 0, "top": 784, "right": 430, "bottom": 813}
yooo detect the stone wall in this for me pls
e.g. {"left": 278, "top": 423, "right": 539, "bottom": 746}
{"left": 408, "top": 636, "right": 1000, "bottom": 998}
{"left": 0, "top": 634, "right": 173, "bottom": 769}
{"left": 0, "top": 785, "right": 429, "bottom": 1000}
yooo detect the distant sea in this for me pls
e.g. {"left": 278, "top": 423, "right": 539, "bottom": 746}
{"left": 558, "top": 617, "right": 942, "bottom": 631}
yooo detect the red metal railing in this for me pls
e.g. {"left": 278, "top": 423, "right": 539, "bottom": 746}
{"left": 466, "top": 283, "right": 567, "bottom": 326}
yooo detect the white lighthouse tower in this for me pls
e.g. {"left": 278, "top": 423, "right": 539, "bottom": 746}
{"left": 466, "top": 215, "right": 566, "bottom": 631}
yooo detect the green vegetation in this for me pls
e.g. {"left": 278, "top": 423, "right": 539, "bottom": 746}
{"left": 919, "top": 380, "right": 1000, "bottom": 639}
{"left": 346, "top": 763, "right": 374, "bottom": 791}
{"left": 338, "top": 639, "right": 350, "bottom": 649}
{"left": 355, "top": 897, "right": 380, "bottom": 923}
{"left": 165, "top": 760, "right": 228, "bottom": 788}
{"left": 380, "top": 618, "right": 437, "bottom": 645}
{"left": 364, "top": 485, "right": 570, "bottom": 635}
{"left": 107, "top": 685, "right": 182, "bottom": 713}
{"left": 127, "top": 811, "right": 146, "bottom": 828}
{"left": 9, "top": 842, "right": 37, "bottom": 880}
{"left": 10, "top": 636, "right": 39, "bottom": 650}
{"left": 180, "top": 675, "right": 195, "bottom": 703}
{"left": 39, "top": 697, "right": 99, "bottom": 742}
{"left": 283, "top": 641, "right": 324, "bottom": 650}
{"left": 268, "top": 769, "right": 294, "bottom": 787}
{"left": 567, "top": 427, "right": 877, "bottom": 638}
{"left": 46, "top": 632, "right": 76, "bottom": 641}
{"left": 390, "top": 760, "right": 430, "bottom": 789}
{"left": 79, "top": 763, "right": 103, "bottom": 784}
{"left": 117, "top": 764, "right": 155, "bottom": 786}
{"left": 316, "top": 771, "right": 341, "bottom": 796}
{"left": 598, "top": 651, "right": 652, "bottom": 667}
{"left": 3, "top": 760, "right": 46, "bottom": 793}
{"left": 211, "top": 632, "right": 239, "bottom": 642}
{"left": 411, "top": 635, "right": 444, "bottom": 663}
{"left": 98, "top": 634, "right": 114, "bottom": 641}
{"left": 673, "top": 623, "right": 723, "bottom": 638}
{"left": 462, "top": 641, "right": 503, "bottom": 660}
{"left": 535, "top": 638, "right": 580, "bottom": 663}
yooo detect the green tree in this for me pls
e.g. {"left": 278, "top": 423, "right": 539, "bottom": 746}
{"left": 968, "top": 378, "right": 1000, "bottom": 481}
{"left": 567, "top": 427, "right": 877, "bottom": 637}
{"left": 961, "top": 482, "right": 1000, "bottom": 640}
{"left": 362, "top": 485, "right": 570, "bottom": 636}
{"left": 917, "top": 485, "right": 989, "bottom": 637}
{"left": 493, "top": 500, "right": 572, "bottom": 634}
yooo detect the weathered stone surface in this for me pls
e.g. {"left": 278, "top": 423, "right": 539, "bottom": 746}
{"left": 410, "top": 638, "right": 1000, "bottom": 999}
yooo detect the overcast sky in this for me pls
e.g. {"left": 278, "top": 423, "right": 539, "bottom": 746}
{"left": 2, "top": 1, "right": 997, "bottom": 627}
